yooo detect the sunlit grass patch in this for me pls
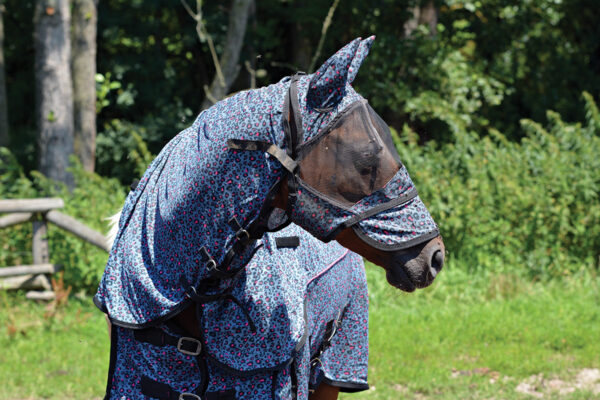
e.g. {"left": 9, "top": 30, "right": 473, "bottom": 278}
{"left": 0, "top": 293, "right": 109, "bottom": 399}
{"left": 1, "top": 261, "right": 599, "bottom": 399}
{"left": 348, "top": 261, "right": 600, "bottom": 399}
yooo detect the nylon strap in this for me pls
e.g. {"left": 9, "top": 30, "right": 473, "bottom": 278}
{"left": 322, "top": 187, "right": 419, "bottom": 242}
{"left": 342, "top": 187, "right": 418, "bottom": 229}
{"left": 227, "top": 139, "right": 298, "bottom": 174}
{"left": 134, "top": 327, "right": 202, "bottom": 356}
{"left": 141, "top": 376, "right": 237, "bottom": 400}
{"left": 310, "top": 310, "right": 342, "bottom": 367}
{"left": 288, "top": 74, "right": 305, "bottom": 154}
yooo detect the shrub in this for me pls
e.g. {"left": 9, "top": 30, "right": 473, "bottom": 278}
{"left": 396, "top": 92, "right": 600, "bottom": 278}
{"left": 0, "top": 153, "right": 126, "bottom": 292}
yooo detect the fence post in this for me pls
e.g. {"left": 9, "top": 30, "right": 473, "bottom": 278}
{"left": 32, "top": 214, "right": 50, "bottom": 265}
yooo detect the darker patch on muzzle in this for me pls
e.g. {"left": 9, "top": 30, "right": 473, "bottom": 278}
{"left": 385, "top": 236, "right": 445, "bottom": 292}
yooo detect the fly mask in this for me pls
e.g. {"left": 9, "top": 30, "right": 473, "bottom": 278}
{"left": 230, "top": 37, "right": 440, "bottom": 256}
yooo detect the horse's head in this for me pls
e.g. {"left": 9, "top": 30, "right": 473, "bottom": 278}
{"left": 274, "top": 37, "right": 445, "bottom": 292}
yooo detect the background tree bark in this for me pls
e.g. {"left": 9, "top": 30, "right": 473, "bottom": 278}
{"left": 72, "top": 0, "right": 98, "bottom": 172}
{"left": 200, "top": 0, "right": 253, "bottom": 110}
{"left": 0, "top": 2, "right": 9, "bottom": 148}
{"left": 290, "top": 0, "right": 311, "bottom": 72}
{"left": 34, "top": 0, "right": 74, "bottom": 186}
{"left": 403, "top": 0, "right": 438, "bottom": 38}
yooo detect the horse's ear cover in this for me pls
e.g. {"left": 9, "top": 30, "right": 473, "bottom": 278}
{"left": 348, "top": 36, "right": 375, "bottom": 84}
{"left": 307, "top": 36, "right": 375, "bottom": 110}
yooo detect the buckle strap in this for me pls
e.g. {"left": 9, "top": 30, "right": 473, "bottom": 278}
{"left": 310, "top": 310, "right": 342, "bottom": 368}
{"left": 134, "top": 328, "right": 202, "bottom": 356}
{"left": 141, "top": 376, "right": 202, "bottom": 400}
{"left": 141, "top": 376, "right": 237, "bottom": 400}
{"left": 227, "top": 217, "right": 250, "bottom": 242}
{"left": 227, "top": 139, "right": 298, "bottom": 174}
{"left": 200, "top": 247, "right": 218, "bottom": 272}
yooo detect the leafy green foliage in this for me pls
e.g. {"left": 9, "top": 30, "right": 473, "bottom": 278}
{"left": 395, "top": 92, "right": 600, "bottom": 278}
{"left": 2, "top": 0, "right": 600, "bottom": 289}
{"left": 0, "top": 153, "right": 126, "bottom": 291}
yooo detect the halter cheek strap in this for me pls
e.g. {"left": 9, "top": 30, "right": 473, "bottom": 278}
{"left": 227, "top": 73, "right": 306, "bottom": 221}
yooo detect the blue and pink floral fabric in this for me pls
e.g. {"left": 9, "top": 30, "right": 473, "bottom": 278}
{"left": 105, "top": 224, "right": 369, "bottom": 399}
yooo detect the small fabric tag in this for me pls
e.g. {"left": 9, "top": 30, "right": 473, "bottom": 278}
{"left": 275, "top": 236, "right": 300, "bottom": 248}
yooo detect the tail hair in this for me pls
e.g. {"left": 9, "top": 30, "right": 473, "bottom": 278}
{"left": 106, "top": 209, "right": 122, "bottom": 248}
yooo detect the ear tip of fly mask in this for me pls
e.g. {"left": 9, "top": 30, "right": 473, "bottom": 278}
{"left": 306, "top": 38, "right": 363, "bottom": 110}
{"left": 348, "top": 36, "right": 376, "bottom": 84}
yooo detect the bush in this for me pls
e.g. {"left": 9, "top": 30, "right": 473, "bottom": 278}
{"left": 0, "top": 153, "right": 126, "bottom": 292}
{"left": 396, "top": 92, "right": 600, "bottom": 278}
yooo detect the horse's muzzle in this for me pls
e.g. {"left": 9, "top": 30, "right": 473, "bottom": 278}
{"left": 385, "top": 236, "right": 445, "bottom": 292}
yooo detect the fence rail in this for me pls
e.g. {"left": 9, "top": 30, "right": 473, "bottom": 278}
{"left": 0, "top": 198, "right": 109, "bottom": 300}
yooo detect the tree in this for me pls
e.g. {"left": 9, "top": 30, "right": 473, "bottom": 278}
{"left": 0, "top": 1, "right": 8, "bottom": 147}
{"left": 72, "top": 0, "right": 98, "bottom": 172}
{"left": 34, "top": 0, "right": 74, "bottom": 186}
{"left": 198, "top": 0, "right": 253, "bottom": 110}
{"left": 403, "top": 0, "right": 437, "bottom": 37}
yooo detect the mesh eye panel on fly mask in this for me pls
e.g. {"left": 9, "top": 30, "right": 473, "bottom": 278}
{"left": 297, "top": 100, "right": 401, "bottom": 208}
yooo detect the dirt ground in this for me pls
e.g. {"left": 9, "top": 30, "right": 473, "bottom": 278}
{"left": 515, "top": 368, "right": 600, "bottom": 398}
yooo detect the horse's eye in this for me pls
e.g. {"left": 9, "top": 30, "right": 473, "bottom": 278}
{"left": 351, "top": 142, "right": 381, "bottom": 174}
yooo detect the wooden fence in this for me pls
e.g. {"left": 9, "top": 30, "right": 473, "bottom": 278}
{"left": 0, "top": 198, "right": 110, "bottom": 300}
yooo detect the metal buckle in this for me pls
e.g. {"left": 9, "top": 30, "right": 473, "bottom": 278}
{"left": 179, "top": 394, "right": 201, "bottom": 400}
{"left": 235, "top": 228, "right": 250, "bottom": 241}
{"left": 177, "top": 337, "right": 202, "bottom": 356}
{"left": 205, "top": 259, "right": 218, "bottom": 271}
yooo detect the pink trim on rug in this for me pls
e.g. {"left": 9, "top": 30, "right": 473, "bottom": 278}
{"left": 306, "top": 249, "right": 350, "bottom": 287}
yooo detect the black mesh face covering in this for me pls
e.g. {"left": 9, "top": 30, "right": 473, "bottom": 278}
{"left": 296, "top": 100, "right": 401, "bottom": 208}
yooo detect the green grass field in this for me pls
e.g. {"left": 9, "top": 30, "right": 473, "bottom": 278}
{"left": 1, "top": 263, "right": 599, "bottom": 399}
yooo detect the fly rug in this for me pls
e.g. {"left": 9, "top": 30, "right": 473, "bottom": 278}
{"left": 95, "top": 36, "right": 446, "bottom": 400}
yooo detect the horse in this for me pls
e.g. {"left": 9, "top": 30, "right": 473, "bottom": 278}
{"left": 95, "top": 36, "right": 445, "bottom": 399}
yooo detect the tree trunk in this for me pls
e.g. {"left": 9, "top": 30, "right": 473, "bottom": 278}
{"left": 34, "top": 0, "right": 74, "bottom": 187}
{"left": 72, "top": 0, "right": 98, "bottom": 172}
{"left": 0, "top": 2, "right": 9, "bottom": 148}
{"left": 403, "top": 0, "right": 438, "bottom": 38}
{"left": 201, "top": 0, "right": 253, "bottom": 110}
{"left": 290, "top": 0, "right": 311, "bottom": 72}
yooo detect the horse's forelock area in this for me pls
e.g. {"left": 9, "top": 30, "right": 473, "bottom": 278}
{"left": 96, "top": 81, "right": 292, "bottom": 326}
{"left": 296, "top": 74, "right": 363, "bottom": 144}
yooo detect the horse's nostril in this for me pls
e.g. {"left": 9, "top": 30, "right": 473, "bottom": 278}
{"left": 431, "top": 250, "right": 444, "bottom": 275}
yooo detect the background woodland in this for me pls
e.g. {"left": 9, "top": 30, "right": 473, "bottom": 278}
{"left": 0, "top": 0, "right": 599, "bottom": 290}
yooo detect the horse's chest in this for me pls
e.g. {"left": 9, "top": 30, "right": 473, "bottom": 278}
{"left": 201, "top": 230, "right": 355, "bottom": 374}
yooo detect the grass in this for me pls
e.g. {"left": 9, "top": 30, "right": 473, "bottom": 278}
{"left": 347, "top": 263, "right": 600, "bottom": 399}
{"left": 0, "top": 293, "right": 110, "bottom": 399}
{"left": 1, "top": 262, "right": 599, "bottom": 399}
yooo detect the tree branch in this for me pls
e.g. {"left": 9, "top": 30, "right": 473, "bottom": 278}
{"left": 308, "top": 0, "right": 340, "bottom": 73}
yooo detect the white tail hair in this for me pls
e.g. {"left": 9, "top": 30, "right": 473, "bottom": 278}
{"left": 106, "top": 209, "right": 122, "bottom": 248}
